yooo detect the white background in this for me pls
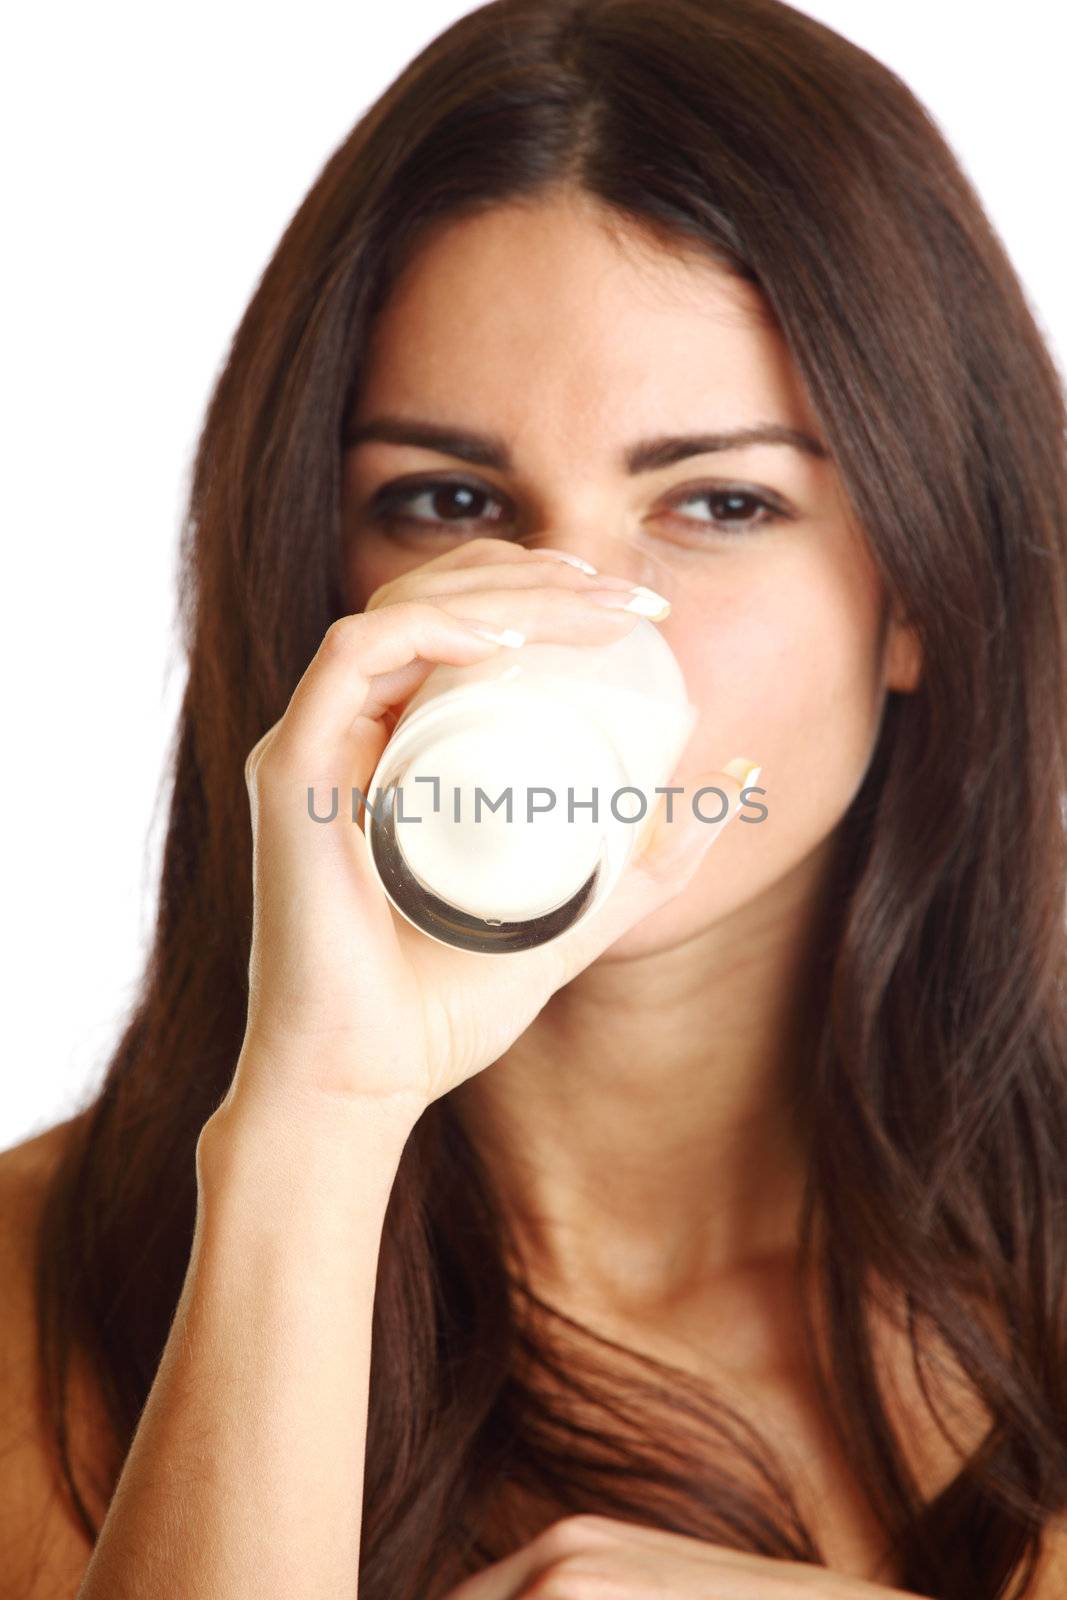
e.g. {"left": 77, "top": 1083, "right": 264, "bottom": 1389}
{"left": 2, "top": 2, "right": 1063, "bottom": 1152}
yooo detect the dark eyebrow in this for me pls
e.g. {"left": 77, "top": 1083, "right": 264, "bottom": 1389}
{"left": 344, "top": 415, "right": 829, "bottom": 470}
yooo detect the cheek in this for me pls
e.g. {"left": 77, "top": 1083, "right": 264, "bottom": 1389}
{"left": 675, "top": 563, "right": 884, "bottom": 765}
{"left": 630, "top": 556, "right": 889, "bottom": 932}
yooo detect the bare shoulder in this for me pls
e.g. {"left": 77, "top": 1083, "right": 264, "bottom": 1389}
{"left": 0, "top": 1116, "right": 80, "bottom": 1247}
{"left": 0, "top": 1116, "right": 113, "bottom": 1599}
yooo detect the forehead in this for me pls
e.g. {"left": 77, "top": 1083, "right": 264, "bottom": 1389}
{"left": 354, "top": 195, "right": 818, "bottom": 455}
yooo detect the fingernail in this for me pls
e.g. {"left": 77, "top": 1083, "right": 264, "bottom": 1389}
{"left": 465, "top": 624, "right": 527, "bottom": 648}
{"left": 587, "top": 585, "right": 671, "bottom": 620}
{"left": 540, "top": 550, "right": 599, "bottom": 575}
{"left": 722, "top": 756, "right": 762, "bottom": 787}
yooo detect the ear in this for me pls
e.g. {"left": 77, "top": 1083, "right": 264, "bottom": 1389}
{"left": 883, "top": 608, "right": 923, "bottom": 693}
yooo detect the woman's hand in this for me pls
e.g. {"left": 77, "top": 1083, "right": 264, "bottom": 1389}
{"left": 440, "top": 1513, "right": 933, "bottom": 1600}
{"left": 226, "top": 537, "right": 749, "bottom": 1124}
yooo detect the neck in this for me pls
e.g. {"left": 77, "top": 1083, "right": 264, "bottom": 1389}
{"left": 448, "top": 839, "right": 837, "bottom": 1313}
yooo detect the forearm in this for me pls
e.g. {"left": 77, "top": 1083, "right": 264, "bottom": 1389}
{"left": 77, "top": 1083, "right": 420, "bottom": 1600}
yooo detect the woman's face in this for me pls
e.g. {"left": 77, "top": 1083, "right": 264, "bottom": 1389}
{"left": 341, "top": 190, "right": 921, "bottom": 957}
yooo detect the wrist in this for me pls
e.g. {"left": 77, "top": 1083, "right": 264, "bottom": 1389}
{"left": 225, "top": 1028, "right": 431, "bottom": 1129}
{"left": 197, "top": 1077, "right": 423, "bottom": 1206}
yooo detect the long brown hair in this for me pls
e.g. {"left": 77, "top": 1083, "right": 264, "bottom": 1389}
{"left": 34, "top": 2, "right": 1067, "bottom": 1595}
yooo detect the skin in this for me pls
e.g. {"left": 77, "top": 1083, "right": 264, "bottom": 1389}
{"left": 340, "top": 186, "right": 923, "bottom": 1362}
{"left": 438, "top": 1513, "right": 932, "bottom": 1599}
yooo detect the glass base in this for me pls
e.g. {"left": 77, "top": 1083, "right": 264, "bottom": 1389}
{"left": 367, "top": 780, "right": 604, "bottom": 954}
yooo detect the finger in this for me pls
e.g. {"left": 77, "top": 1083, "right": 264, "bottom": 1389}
{"left": 435, "top": 1518, "right": 582, "bottom": 1600}
{"left": 632, "top": 760, "right": 760, "bottom": 879}
{"left": 260, "top": 603, "right": 522, "bottom": 785}
{"left": 407, "top": 534, "right": 531, "bottom": 571}
{"left": 379, "top": 535, "right": 629, "bottom": 583}
{"left": 535, "top": 760, "right": 762, "bottom": 984}
{"left": 451, "top": 763, "right": 757, "bottom": 1029}
{"left": 367, "top": 556, "right": 634, "bottom": 610}
{"left": 412, "top": 582, "right": 660, "bottom": 645}
{"left": 384, "top": 535, "right": 551, "bottom": 578}
{"left": 243, "top": 722, "right": 280, "bottom": 792}
{"left": 271, "top": 584, "right": 654, "bottom": 777}
{"left": 323, "top": 578, "right": 631, "bottom": 761}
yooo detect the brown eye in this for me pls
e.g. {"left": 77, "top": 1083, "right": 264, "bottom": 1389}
{"left": 669, "top": 485, "right": 786, "bottom": 532}
{"left": 369, "top": 476, "right": 509, "bottom": 532}
{"left": 413, "top": 484, "right": 490, "bottom": 520}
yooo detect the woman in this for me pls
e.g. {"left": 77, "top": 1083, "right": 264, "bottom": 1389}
{"left": 3, "top": 0, "right": 1066, "bottom": 1596}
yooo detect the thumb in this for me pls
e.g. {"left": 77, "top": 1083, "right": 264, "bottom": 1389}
{"left": 632, "top": 756, "right": 762, "bottom": 887}
{"left": 546, "top": 755, "right": 762, "bottom": 974}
